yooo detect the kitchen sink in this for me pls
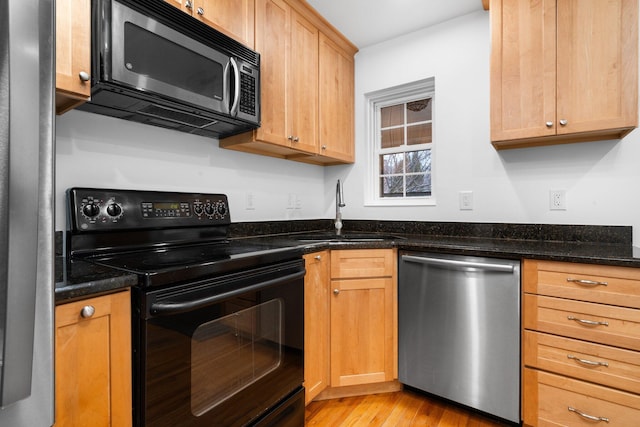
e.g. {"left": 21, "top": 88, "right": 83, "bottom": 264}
{"left": 291, "top": 232, "right": 404, "bottom": 243}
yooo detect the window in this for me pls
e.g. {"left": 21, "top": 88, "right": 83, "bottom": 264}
{"left": 365, "top": 78, "right": 435, "bottom": 206}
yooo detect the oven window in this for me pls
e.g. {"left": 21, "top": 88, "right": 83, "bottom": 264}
{"left": 124, "top": 22, "right": 223, "bottom": 98}
{"left": 191, "top": 298, "right": 283, "bottom": 416}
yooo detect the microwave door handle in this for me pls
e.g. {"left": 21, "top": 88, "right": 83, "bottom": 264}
{"left": 229, "top": 57, "right": 240, "bottom": 117}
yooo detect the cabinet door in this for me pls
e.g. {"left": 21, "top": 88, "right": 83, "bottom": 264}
{"left": 303, "top": 251, "right": 330, "bottom": 404}
{"left": 556, "top": 0, "right": 638, "bottom": 135}
{"left": 55, "top": 291, "right": 132, "bottom": 427}
{"left": 330, "top": 276, "right": 395, "bottom": 387}
{"left": 255, "top": 0, "right": 291, "bottom": 146}
{"left": 319, "top": 33, "right": 355, "bottom": 163}
{"left": 55, "top": 0, "right": 91, "bottom": 114}
{"left": 490, "top": 0, "right": 557, "bottom": 142}
{"left": 194, "top": 0, "right": 255, "bottom": 48}
{"left": 289, "top": 11, "right": 319, "bottom": 154}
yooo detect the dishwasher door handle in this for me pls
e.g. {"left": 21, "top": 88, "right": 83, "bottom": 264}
{"left": 401, "top": 255, "right": 515, "bottom": 273}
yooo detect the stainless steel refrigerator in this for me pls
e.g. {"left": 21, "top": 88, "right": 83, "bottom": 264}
{"left": 0, "top": 0, "right": 55, "bottom": 425}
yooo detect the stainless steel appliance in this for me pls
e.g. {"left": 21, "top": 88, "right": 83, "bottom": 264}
{"left": 398, "top": 252, "right": 520, "bottom": 424}
{"left": 0, "top": 0, "right": 55, "bottom": 425}
{"left": 80, "top": 0, "right": 260, "bottom": 138}
{"left": 67, "top": 188, "right": 305, "bottom": 427}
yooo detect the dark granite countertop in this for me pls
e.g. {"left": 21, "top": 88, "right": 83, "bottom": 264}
{"left": 55, "top": 220, "right": 640, "bottom": 303}
{"left": 55, "top": 255, "right": 138, "bottom": 303}
{"left": 257, "top": 232, "right": 640, "bottom": 268}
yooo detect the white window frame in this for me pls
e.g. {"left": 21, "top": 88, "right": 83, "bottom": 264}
{"left": 364, "top": 78, "right": 435, "bottom": 206}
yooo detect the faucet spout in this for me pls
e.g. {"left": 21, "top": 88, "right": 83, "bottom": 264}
{"left": 335, "top": 179, "right": 345, "bottom": 235}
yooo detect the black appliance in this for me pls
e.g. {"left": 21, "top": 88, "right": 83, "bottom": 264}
{"left": 79, "top": 0, "right": 260, "bottom": 138}
{"left": 67, "top": 188, "right": 305, "bottom": 427}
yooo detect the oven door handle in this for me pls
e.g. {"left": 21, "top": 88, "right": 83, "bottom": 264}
{"left": 149, "top": 269, "right": 306, "bottom": 316}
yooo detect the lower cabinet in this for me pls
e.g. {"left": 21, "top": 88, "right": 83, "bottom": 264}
{"left": 55, "top": 290, "right": 132, "bottom": 427}
{"left": 330, "top": 249, "right": 397, "bottom": 388}
{"left": 303, "top": 248, "right": 398, "bottom": 403}
{"left": 522, "top": 259, "right": 640, "bottom": 426}
{"left": 303, "top": 251, "right": 330, "bottom": 404}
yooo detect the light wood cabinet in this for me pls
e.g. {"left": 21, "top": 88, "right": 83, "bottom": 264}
{"left": 522, "top": 259, "right": 640, "bottom": 426}
{"left": 55, "top": 290, "right": 132, "bottom": 427}
{"left": 55, "top": 0, "right": 92, "bottom": 114}
{"left": 329, "top": 249, "right": 397, "bottom": 388}
{"left": 318, "top": 34, "right": 355, "bottom": 163}
{"left": 220, "top": 0, "right": 357, "bottom": 165}
{"left": 163, "top": 0, "right": 255, "bottom": 48}
{"left": 490, "top": 0, "right": 638, "bottom": 149}
{"left": 303, "top": 251, "right": 330, "bottom": 404}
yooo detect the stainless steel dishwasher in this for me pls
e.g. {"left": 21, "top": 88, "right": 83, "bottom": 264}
{"left": 398, "top": 252, "right": 521, "bottom": 424}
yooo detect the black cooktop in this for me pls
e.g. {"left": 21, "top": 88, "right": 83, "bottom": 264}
{"left": 81, "top": 240, "right": 302, "bottom": 288}
{"left": 67, "top": 188, "right": 303, "bottom": 288}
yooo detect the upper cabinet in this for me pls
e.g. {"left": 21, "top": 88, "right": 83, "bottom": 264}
{"left": 220, "top": 0, "right": 357, "bottom": 165}
{"left": 490, "top": 0, "right": 638, "bottom": 149}
{"left": 55, "top": 0, "right": 92, "bottom": 114}
{"left": 318, "top": 34, "right": 355, "bottom": 163}
{"left": 164, "top": 0, "right": 255, "bottom": 48}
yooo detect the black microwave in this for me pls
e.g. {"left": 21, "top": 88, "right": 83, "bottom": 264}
{"left": 79, "top": 0, "right": 260, "bottom": 138}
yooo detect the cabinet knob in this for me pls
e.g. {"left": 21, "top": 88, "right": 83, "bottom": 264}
{"left": 78, "top": 71, "right": 90, "bottom": 82}
{"left": 333, "top": 289, "right": 340, "bottom": 295}
{"left": 80, "top": 305, "right": 95, "bottom": 318}
{"left": 314, "top": 255, "right": 322, "bottom": 260}
{"left": 321, "top": 145, "right": 327, "bottom": 150}
{"left": 287, "top": 135, "right": 293, "bottom": 141}
{"left": 185, "top": 0, "right": 193, "bottom": 9}
{"left": 293, "top": 137, "right": 299, "bottom": 142}
{"left": 559, "top": 119, "right": 568, "bottom": 126}
{"left": 197, "top": 7, "right": 204, "bottom": 15}
{"left": 545, "top": 121, "right": 553, "bottom": 128}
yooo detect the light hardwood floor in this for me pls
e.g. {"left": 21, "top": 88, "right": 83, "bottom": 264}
{"left": 305, "top": 389, "right": 514, "bottom": 426}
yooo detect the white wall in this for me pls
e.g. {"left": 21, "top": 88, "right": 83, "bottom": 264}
{"left": 55, "top": 110, "right": 326, "bottom": 231}
{"left": 56, "top": 9, "right": 640, "bottom": 246}
{"left": 334, "top": 10, "right": 640, "bottom": 245}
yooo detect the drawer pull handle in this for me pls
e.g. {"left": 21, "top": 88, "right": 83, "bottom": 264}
{"left": 567, "top": 316, "right": 608, "bottom": 327}
{"left": 568, "top": 406, "right": 609, "bottom": 423}
{"left": 567, "top": 278, "right": 608, "bottom": 287}
{"left": 567, "top": 354, "right": 609, "bottom": 367}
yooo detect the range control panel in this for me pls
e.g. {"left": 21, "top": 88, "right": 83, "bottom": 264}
{"left": 68, "top": 188, "right": 230, "bottom": 232}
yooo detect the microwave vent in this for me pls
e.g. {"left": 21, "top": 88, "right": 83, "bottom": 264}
{"left": 139, "top": 104, "right": 218, "bottom": 128}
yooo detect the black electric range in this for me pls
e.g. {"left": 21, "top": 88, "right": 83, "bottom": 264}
{"left": 67, "top": 188, "right": 306, "bottom": 427}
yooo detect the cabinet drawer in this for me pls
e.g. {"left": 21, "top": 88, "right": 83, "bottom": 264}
{"left": 524, "top": 330, "right": 640, "bottom": 394}
{"left": 523, "top": 294, "right": 640, "bottom": 351}
{"left": 331, "top": 249, "right": 395, "bottom": 279}
{"left": 523, "top": 260, "right": 640, "bottom": 309}
{"left": 523, "top": 368, "right": 640, "bottom": 427}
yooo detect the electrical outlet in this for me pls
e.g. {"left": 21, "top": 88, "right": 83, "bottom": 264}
{"left": 287, "top": 193, "right": 295, "bottom": 210}
{"left": 459, "top": 191, "right": 473, "bottom": 210}
{"left": 245, "top": 192, "right": 255, "bottom": 210}
{"left": 549, "top": 190, "right": 566, "bottom": 210}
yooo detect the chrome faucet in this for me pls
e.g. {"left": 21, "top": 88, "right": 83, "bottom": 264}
{"left": 335, "top": 179, "right": 345, "bottom": 235}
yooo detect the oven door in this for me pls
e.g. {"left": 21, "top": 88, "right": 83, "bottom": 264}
{"left": 133, "top": 259, "right": 305, "bottom": 427}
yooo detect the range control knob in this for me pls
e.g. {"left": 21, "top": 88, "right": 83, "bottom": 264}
{"left": 215, "top": 201, "right": 227, "bottom": 218}
{"left": 82, "top": 203, "right": 100, "bottom": 218}
{"left": 204, "top": 203, "right": 214, "bottom": 216}
{"left": 193, "top": 202, "right": 204, "bottom": 216}
{"left": 106, "top": 203, "right": 122, "bottom": 217}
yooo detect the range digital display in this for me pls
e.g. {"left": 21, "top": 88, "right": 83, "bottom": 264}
{"left": 141, "top": 201, "right": 191, "bottom": 218}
